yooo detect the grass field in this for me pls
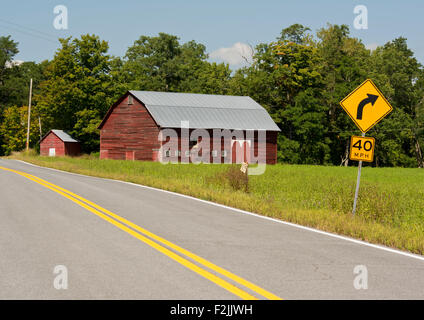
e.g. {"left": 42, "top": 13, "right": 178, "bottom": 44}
{"left": 8, "top": 151, "right": 424, "bottom": 255}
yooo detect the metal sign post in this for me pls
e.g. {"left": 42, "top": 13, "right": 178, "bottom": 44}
{"left": 26, "top": 78, "right": 33, "bottom": 151}
{"left": 340, "top": 79, "right": 393, "bottom": 216}
{"left": 352, "top": 132, "right": 365, "bottom": 215}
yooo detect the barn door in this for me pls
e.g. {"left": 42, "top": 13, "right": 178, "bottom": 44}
{"left": 49, "top": 148, "right": 56, "bottom": 157}
{"left": 126, "top": 150, "right": 135, "bottom": 160}
{"left": 231, "top": 140, "right": 250, "bottom": 164}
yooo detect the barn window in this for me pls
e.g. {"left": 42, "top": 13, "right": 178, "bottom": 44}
{"left": 175, "top": 150, "right": 181, "bottom": 157}
{"left": 165, "top": 150, "right": 170, "bottom": 157}
{"left": 222, "top": 150, "right": 227, "bottom": 157}
{"left": 185, "top": 150, "right": 190, "bottom": 157}
{"left": 212, "top": 150, "right": 218, "bottom": 157}
{"left": 128, "top": 95, "right": 133, "bottom": 105}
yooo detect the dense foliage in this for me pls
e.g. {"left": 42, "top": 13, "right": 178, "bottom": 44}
{"left": 0, "top": 24, "right": 423, "bottom": 167}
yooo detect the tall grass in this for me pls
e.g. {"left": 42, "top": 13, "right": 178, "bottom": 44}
{"left": 8, "top": 152, "right": 424, "bottom": 255}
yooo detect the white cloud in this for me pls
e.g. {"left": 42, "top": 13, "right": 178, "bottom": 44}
{"left": 5, "top": 60, "right": 24, "bottom": 68}
{"left": 209, "top": 42, "right": 253, "bottom": 66}
{"left": 365, "top": 43, "right": 379, "bottom": 51}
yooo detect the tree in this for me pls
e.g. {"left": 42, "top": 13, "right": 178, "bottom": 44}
{"left": 367, "top": 38, "right": 423, "bottom": 167}
{"left": 230, "top": 24, "right": 327, "bottom": 164}
{"left": 278, "top": 24, "right": 312, "bottom": 44}
{"left": 35, "top": 34, "right": 116, "bottom": 153}
{"left": 0, "top": 105, "right": 39, "bottom": 155}
{"left": 0, "top": 35, "right": 19, "bottom": 87}
{"left": 122, "top": 33, "right": 230, "bottom": 94}
{"left": 413, "top": 72, "right": 424, "bottom": 167}
{"left": 317, "top": 24, "right": 370, "bottom": 166}
{"left": 0, "top": 36, "right": 49, "bottom": 155}
{"left": 1, "top": 27, "right": 422, "bottom": 166}
{"left": 0, "top": 35, "right": 19, "bottom": 155}
{"left": 1, "top": 60, "right": 49, "bottom": 107}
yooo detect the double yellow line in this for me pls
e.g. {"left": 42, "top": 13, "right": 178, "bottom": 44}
{"left": 0, "top": 165, "right": 282, "bottom": 300}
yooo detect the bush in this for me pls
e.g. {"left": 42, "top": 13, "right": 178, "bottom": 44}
{"left": 223, "top": 165, "right": 249, "bottom": 192}
{"left": 205, "top": 165, "right": 249, "bottom": 192}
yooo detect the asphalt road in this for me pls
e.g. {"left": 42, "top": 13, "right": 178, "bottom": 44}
{"left": 0, "top": 159, "right": 423, "bottom": 300}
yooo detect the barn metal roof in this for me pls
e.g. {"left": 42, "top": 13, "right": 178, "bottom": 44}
{"left": 51, "top": 130, "right": 79, "bottom": 142}
{"left": 128, "top": 91, "right": 281, "bottom": 131}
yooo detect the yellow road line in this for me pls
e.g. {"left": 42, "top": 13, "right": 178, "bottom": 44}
{"left": 20, "top": 168, "right": 282, "bottom": 300}
{"left": 0, "top": 166, "right": 256, "bottom": 300}
{"left": 21, "top": 171, "right": 282, "bottom": 300}
{"left": 0, "top": 166, "right": 282, "bottom": 300}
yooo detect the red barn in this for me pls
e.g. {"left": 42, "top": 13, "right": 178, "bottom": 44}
{"left": 39, "top": 130, "right": 81, "bottom": 157}
{"left": 98, "top": 91, "right": 280, "bottom": 164}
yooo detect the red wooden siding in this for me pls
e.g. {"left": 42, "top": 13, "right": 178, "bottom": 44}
{"left": 100, "top": 94, "right": 161, "bottom": 160}
{"left": 99, "top": 93, "right": 278, "bottom": 164}
{"left": 159, "top": 129, "right": 278, "bottom": 164}
{"left": 40, "top": 132, "right": 80, "bottom": 157}
{"left": 40, "top": 133, "right": 65, "bottom": 156}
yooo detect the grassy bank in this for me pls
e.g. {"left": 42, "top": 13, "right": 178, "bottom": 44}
{"left": 7, "top": 151, "right": 424, "bottom": 255}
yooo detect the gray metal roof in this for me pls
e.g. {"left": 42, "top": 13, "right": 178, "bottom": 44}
{"left": 129, "top": 91, "right": 281, "bottom": 131}
{"left": 51, "top": 130, "right": 79, "bottom": 142}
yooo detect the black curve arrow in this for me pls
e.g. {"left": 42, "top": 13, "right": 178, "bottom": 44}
{"left": 356, "top": 94, "right": 379, "bottom": 120}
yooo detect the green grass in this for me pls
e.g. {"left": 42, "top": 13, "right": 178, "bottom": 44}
{"left": 7, "top": 151, "right": 424, "bottom": 255}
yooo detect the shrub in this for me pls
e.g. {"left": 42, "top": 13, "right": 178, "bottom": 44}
{"left": 223, "top": 165, "right": 249, "bottom": 192}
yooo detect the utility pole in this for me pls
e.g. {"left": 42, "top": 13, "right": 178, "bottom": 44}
{"left": 38, "top": 116, "right": 42, "bottom": 140}
{"left": 26, "top": 78, "right": 33, "bottom": 151}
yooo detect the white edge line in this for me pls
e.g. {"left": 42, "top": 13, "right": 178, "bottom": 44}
{"left": 9, "top": 159, "right": 424, "bottom": 262}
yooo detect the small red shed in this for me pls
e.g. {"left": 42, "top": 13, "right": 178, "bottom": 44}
{"left": 39, "top": 129, "right": 81, "bottom": 157}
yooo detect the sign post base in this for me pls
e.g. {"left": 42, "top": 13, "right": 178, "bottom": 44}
{"left": 352, "top": 132, "right": 366, "bottom": 215}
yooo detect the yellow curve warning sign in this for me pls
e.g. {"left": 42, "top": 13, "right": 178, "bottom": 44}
{"left": 340, "top": 79, "right": 393, "bottom": 132}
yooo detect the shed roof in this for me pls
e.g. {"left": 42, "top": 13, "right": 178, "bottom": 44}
{"left": 99, "top": 91, "right": 281, "bottom": 131}
{"left": 40, "top": 129, "right": 79, "bottom": 143}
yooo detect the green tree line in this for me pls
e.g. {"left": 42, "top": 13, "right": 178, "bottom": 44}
{"left": 0, "top": 24, "right": 423, "bottom": 167}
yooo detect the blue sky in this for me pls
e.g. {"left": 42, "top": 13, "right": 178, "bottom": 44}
{"left": 1, "top": 0, "right": 423, "bottom": 68}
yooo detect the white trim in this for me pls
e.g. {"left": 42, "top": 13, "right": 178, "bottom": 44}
{"left": 10, "top": 159, "right": 424, "bottom": 262}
